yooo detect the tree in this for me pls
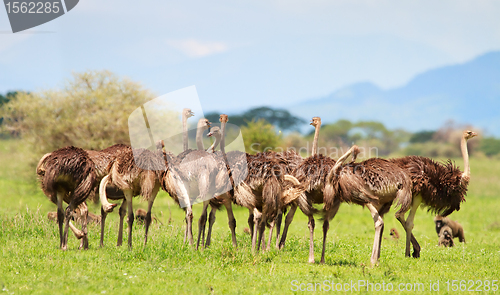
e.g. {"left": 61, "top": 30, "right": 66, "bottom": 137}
{"left": 0, "top": 91, "right": 21, "bottom": 128}
{"left": 1, "top": 70, "right": 155, "bottom": 158}
{"left": 241, "top": 119, "right": 282, "bottom": 154}
{"left": 409, "top": 131, "right": 435, "bottom": 143}
{"left": 205, "top": 106, "right": 305, "bottom": 132}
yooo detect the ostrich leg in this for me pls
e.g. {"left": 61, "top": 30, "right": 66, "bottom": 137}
{"left": 251, "top": 208, "right": 261, "bottom": 252}
{"left": 56, "top": 191, "right": 65, "bottom": 249}
{"left": 205, "top": 204, "right": 217, "bottom": 247}
{"left": 307, "top": 216, "right": 316, "bottom": 263}
{"left": 279, "top": 203, "right": 297, "bottom": 249}
{"left": 125, "top": 190, "right": 134, "bottom": 248}
{"left": 396, "top": 195, "right": 422, "bottom": 258}
{"left": 197, "top": 200, "right": 210, "bottom": 250}
{"left": 144, "top": 184, "right": 159, "bottom": 246}
{"left": 266, "top": 219, "right": 275, "bottom": 251}
{"left": 366, "top": 203, "right": 385, "bottom": 266}
{"left": 78, "top": 203, "right": 89, "bottom": 250}
{"left": 117, "top": 199, "right": 128, "bottom": 247}
{"left": 248, "top": 210, "right": 255, "bottom": 242}
{"left": 223, "top": 199, "right": 238, "bottom": 247}
{"left": 274, "top": 210, "right": 283, "bottom": 249}
{"left": 100, "top": 206, "right": 108, "bottom": 247}
{"left": 320, "top": 198, "right": 341, "bottom": 264}
{"left": 62, "top": 203, "right": 76, "bottom": 251}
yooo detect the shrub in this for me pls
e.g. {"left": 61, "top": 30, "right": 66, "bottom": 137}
{"left": 241, "top": 119, "right": 282, "bottom": 154}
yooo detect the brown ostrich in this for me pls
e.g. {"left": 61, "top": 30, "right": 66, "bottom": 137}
{"left": 389, "top": 130, "right": 477, "bottom": 258}
{"left": 268, "top": 149, "right": 303, "bottom": 250}
{"left": 197, "top": 114, "right": 245, "bottom": 249}
{"left": 36, "top": 146, "right": 96, "bottom": 250}
{"left": 87, "top": 144, "right": 131, "bottom": 247}
{"left": 40, "top": 144, "right": 130, "bottom": 246}
{"left": 322, "top": 148, "right": 413, "bottom": 265}
{"left": 201, "top": 114, "right": 301, "bottom": 252}
{"left": 278, "top": 116, "right": 334, "bottom": 262}
{"left": 99, "top": 142, "right": 164, "bottom": 248}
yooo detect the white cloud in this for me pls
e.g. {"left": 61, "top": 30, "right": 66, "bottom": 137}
{"left": 166, "top": 39, "right": 229, "bottom": 58}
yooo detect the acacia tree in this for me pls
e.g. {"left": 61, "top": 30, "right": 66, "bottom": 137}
{"left": 1, "top": 70, "right": 155, "bottom": 158}
{"left": 241, "top": 119, "right": 282, "bottom": 154}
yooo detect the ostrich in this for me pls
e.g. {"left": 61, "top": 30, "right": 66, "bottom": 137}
{"left": 278, "top": 116, "right": 332, "bottom": 262}
{"left": 201, "top": 114, "right": 301, "bottom": 251}
{"left": 268, "top": 148, "right": 303, "bottom": 249}
{"left": 87, "top": 144, "right": 131, "bottom": 247}
{"left": 39, "top": 144, "right": 130, "bottom": 246}
{"left": 99, "top": 142, "right": 164, "bottom": 247}
{"left": 389, "top": 130, "right": 477, "bottom": 258}
{"left": 159, "top": 117, "right": 219, "bottom": 248}
{"left": 36, "top": 146, "right": 96, "bottom": 250}
{"left": 322, "top": 148, "right": 413, "bottom": 265}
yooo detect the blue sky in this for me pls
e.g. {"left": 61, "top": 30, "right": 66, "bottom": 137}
{"left": 1, "top": 0, "right": 500, "bottom": 113}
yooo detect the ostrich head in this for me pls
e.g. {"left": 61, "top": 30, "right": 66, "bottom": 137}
{"left": 219, "top": 114, "right": 228, "bottom": 123}
{"left": 463, "top": 130, "right": 477, "bottom": 140}
{"left": 183, "top": 108, "right": 195, "bottom": 119}
{"left": 207, "top": 126, "right": 221, "bottom": 138}
{"left": 310, "top": 117, "right": 321, "bottom": 127}
{"left": 197, "top": 118, "right": 211, "bottom": 129}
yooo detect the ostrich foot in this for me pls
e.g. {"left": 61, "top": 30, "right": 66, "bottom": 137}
{"left": 412, "top": 251, "right": 420, "bottom": 258}
{"left": 103, "top": 203, "right": 117, "bottom": 213}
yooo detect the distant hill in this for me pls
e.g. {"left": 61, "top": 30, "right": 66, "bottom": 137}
{"left": 289, "top": 51, "right": 500, "bottom": 136}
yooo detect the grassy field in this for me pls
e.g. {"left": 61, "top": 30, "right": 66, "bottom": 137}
{"left": 1, "top": 139, "right": 499, "bottom": 294}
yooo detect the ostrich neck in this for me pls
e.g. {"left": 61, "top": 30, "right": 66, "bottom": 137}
{"left": 207, "top": 135, "right": 221, "bottom": 153}
{"left": 182, "top": 116, "right": 188, "bottom": 152}
{"left": 461, "top": 136, "right": 470, "bottom": 179}
{"left": 196, "top": 125, "right": 205, "bottom": 150}
{"left": 311, "top": 123, "right": 321, "bottom": 156}
{"left": 220, "top": 121, "right": 226, "bottom": 154}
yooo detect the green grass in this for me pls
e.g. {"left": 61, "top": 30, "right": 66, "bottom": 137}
{"left": 1, "top": 139, "right": 500, "bottom": 294}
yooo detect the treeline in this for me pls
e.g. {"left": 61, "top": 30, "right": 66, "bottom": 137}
{"left": 1, "top": 70, "right": 499, "bottom": 162}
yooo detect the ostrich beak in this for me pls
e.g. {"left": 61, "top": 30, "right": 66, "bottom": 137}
{"left": 309, "top": 121, "right": 314, "bottom": 125}
{"left": 471, "top": 131, "right": 478, "bottom": 137}
{"left": 207, "top": 131, "right": 213, "bottom": 137}
{"left": 189, "top": 111, "right": 195, "bottom": 116}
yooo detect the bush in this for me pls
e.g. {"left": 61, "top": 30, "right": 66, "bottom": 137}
{"left": 0, "top": 70, "right": 155, "bottom": 161}
{"left": 479, "top": 137, "right": 500, "bottom": 157}
{"left": 241, "top": 119, "right": 282, "bottom": 154}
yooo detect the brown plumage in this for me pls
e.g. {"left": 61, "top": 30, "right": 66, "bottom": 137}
{"left": 322, "top": 154, "right": 411, "bottom": 265}
{"left": 279, "top": 117, "right": 334, "bottom": 260}
{"left": 279, "top": 154, "right": 333, "bottom": 262}
{"left": 100, "top": 146, "right": 164, "bottom": 248}
{"left": 391, "top": 156, "right": 466, "bottom": 216}
{"left": 267, "top": 149, "right": 303, "bottom": 249}
{"left": 37, "top": 146, "right": 96, "bottom": 250}
{"left": 388, "top": 130, "right": 476, "bottom": 259}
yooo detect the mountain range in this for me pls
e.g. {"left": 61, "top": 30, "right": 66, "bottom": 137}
{"left": 288, "top": 51, "right": 500, "bottom": 136}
